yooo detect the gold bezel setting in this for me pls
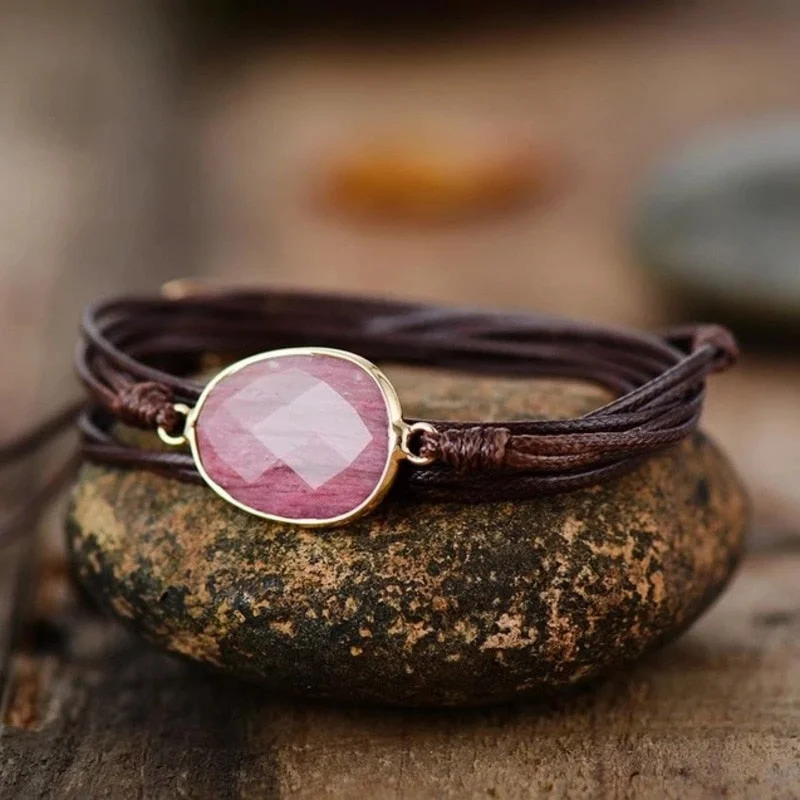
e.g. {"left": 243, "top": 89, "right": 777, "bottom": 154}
{"left": 172, "top": 347, "right": 424, "bottom": 528}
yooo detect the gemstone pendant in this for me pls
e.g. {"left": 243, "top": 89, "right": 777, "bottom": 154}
{"left": 180, "top": 348, "right": 419, "bottom": 527}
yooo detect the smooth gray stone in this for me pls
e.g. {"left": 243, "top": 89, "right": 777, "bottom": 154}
{"left": 634, "top": 119, "right": 800, "bottom": 322}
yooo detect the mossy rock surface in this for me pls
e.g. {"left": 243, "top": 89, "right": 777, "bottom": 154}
{"left": 67, "top": 368, "right": 748, "bottom": 707}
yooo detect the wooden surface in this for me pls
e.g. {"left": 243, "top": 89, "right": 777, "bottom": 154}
{"left": 2, "top": 1, "right": 800, "bottom": 797}
{"left": 2, "top": 554, "right": 799, "bottom": 799}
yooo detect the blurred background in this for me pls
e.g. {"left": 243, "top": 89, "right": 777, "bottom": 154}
{"left": 2, "top": 0, "right": 800, "bottom": 550}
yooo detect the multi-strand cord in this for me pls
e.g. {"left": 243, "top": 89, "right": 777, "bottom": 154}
{"left": 0, "top": 288, "right": 737, "bottom": 545}
{"left": 74, "top": 289, "right": 738, "bottom": 501}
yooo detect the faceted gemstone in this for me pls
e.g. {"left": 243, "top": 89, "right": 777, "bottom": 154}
{"left": 194, "top": 353, "right": 394, "bottom": 522}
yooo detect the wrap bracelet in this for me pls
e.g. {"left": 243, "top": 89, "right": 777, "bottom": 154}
{"left": 1, "top": 287, "right": 738, "bottom": 534}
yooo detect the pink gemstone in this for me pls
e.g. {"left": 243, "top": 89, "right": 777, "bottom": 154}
{"left": 194, "top": 353, "right": 394, "bottom": 522}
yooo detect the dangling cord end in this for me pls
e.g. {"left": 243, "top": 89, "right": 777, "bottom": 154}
{"left": 0, "top": 402, "right": 84, "bottom": 548}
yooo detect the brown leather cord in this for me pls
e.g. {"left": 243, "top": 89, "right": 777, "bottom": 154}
{"left": 70, "top": 288, "right": 737, "bottom": 502}
{"left": 0, "top": 401, "right": 84, "bottom": 547}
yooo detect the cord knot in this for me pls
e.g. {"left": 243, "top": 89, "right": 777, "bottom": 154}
{"left": 111, "top": 382, "right": 179, "bottom": 431}
{"left": 420, "top": 425, "right": 510, "bottom": 472}
{"left": 694, "top": 324, "right": 739, "bottom": 370}
{"left": 663, "top": 323, "right": 739, "bottom": 372}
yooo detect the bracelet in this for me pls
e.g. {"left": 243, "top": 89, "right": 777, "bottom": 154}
{"left": 70, "top": 287, "right": 737, "bottom": 528}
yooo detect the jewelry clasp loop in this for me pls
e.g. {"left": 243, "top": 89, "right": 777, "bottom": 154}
{"left": 399, "top": 421, "right": 437, "bottom": 466}
{"left": 157, "top": 403, "right": 191, "bottom": 447}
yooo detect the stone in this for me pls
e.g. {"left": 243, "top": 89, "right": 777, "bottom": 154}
{"left": 193, "top": 351, "right": 395, "bottom": 522}
{"left": 66, "top": 367, "right": 748, "bottom": 707}
{"left": 634, "top": 119, "right": 800, "bottom": 329}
